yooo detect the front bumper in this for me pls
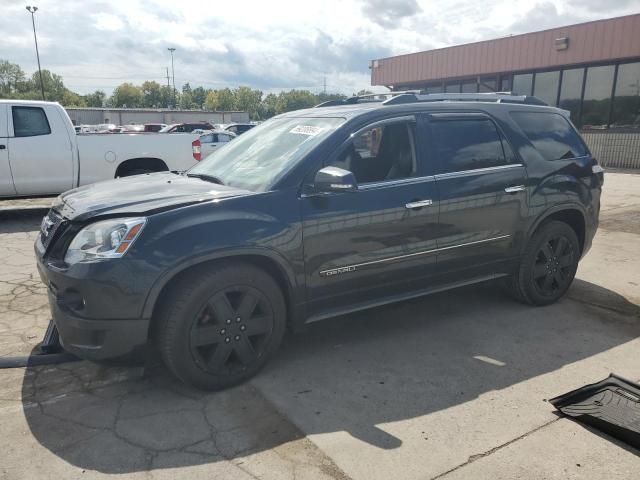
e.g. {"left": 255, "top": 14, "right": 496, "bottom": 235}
{"left": 36, "top": 248, "right": 151, "bottom": 361}
{"left": 45, "top": 288, "right": 149, "bottom": 360}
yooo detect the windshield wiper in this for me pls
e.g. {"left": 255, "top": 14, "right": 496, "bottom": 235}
{"left": 186, "top": 173, "right": 225, "bottom": 185}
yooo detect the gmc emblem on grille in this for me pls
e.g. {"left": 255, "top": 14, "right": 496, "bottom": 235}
{"left": 41, "top": 216, "right": 54, "bottom": 237}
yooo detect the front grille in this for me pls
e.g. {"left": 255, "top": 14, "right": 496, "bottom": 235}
{"left": 40, "top": 210, "right": 66, "bottom": 249}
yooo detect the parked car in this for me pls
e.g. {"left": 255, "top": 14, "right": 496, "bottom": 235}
{"left": 199, "top": 130, "right": 236, "bottom": 157}
{"left": 160, "top": 122, "right": 215, "bottom": 133}
{"left": 0, "top": 100, "right": 202, "bottom": 197}
{"left": 121, "top": 124, "right": 145, "bottom": 133}
{"left": 224, "top": 123, "right": 256, "bottom": 135}
{"left": 35, "top": 92, "right": 603, "bottom": 390}
{"left": 144, "top": 123, "right": 167, "bottom": 132}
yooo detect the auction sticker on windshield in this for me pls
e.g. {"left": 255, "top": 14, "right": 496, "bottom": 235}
{"left": 289, "top": 125, "right": 323, "bottom": 136}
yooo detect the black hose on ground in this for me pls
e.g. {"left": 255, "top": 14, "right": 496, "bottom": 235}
{"left": 0, "top": 352, "right": 79, "bottom": 369}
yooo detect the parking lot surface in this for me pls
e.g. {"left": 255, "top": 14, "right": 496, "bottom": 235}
{"left": 1, "top": 172, "right": 639, "bottom": 479}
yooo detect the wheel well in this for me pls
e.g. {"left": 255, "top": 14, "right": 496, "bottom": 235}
{"left": 540, "top": 209, "right": 586, "bottom": 253}
{"left": 148, "top": 255, "right": 293, "bottom": 338}
{"left": 115, "top": 158, "right": 168, "bottom": 177}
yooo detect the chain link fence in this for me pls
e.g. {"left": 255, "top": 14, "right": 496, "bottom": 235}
{"left": 581, "top": 131, "right": 640, "bottom": 169}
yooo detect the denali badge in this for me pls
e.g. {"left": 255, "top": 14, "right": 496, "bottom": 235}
{"left": 320, "top": 266, "right": 356, "bottom": 277}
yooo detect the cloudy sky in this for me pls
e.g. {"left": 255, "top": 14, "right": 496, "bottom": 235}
{"left": 1, "top": 0, "right": 639, "bottom": 95}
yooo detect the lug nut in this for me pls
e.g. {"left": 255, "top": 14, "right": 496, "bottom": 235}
{"left": 226, "top": 319, "right": 231, "bottom": 324}
{"left": 236, "top": 317, "right": 241, "bottom": 323}
{"left": 225, "top": 337, "right": 230, "bottom": 343}
{"left": 220, "top": 328, "right": 226, "bottom": 335}
{"left": 240, "top": 325, "right": 246, "bottom": 331}
{"left": 234, "top": 335, "right": 240, "bottom": 341}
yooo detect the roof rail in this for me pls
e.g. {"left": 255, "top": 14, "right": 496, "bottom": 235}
{"left": 314, "top": 90, "right": 421, "bottom": 108}
{"left": 382, "top": 92, "right": 548, "bottom": 106}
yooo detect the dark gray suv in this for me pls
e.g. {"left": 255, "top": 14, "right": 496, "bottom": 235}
{"left": 35, "top": 92, "right": 603, "bottom": 389}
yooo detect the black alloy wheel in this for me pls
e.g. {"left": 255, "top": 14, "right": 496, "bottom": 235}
{"left": 189, "top": 286, "right": 274, "bottom": 375}
{"left": 506, "top": 220, "right": 580, "bottom": 306}
{"left": 532, "top": 234, "right": 576, "bottom": 297}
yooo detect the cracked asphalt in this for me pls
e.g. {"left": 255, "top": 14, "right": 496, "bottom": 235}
{"left": 1, "top": 173, "right": 639, "bottom": 479}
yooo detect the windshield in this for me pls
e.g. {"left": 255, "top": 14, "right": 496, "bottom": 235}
{"left": 158, "top": 124, "right": 176, "bottom": 133}
{"left": 187, "top": 117, "right": 345, "bottom": 191}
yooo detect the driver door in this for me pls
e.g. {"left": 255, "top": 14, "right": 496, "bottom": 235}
{"left": 301, "top": 115, "right": 440, "bottom": 318}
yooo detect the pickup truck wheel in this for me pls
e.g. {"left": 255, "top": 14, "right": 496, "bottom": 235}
{"left": 507, "top": 221, "right": 579, "bottom": 306}
{"left": 157, "top": 263, "right": 286, "bottom": 390}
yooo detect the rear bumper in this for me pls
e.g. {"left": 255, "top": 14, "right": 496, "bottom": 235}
{"left": 47, "top": 289, "right": 149, "bottom": 360}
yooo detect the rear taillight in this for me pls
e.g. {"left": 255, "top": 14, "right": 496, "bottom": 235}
{"left": 192, "top": 139, "right": 202, "bottom": 161}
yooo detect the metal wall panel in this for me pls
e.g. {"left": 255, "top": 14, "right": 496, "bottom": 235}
{"left": 372, "top": 14, "right": 640, "bottom": 87}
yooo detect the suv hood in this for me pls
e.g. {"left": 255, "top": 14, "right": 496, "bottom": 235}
{"left": 55, "top": 172, "right": 252, "bottom": 221}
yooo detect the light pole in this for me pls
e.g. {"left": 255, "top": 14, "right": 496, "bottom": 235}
{"left": 167, "top": 47, "right": 176, "bottom": 107}
{"left": 26, "top": 5, "right": 45, "bottom": 101}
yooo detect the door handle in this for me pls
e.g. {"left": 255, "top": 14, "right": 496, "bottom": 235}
{"left": 0, "top": 145, "right": 5, "bottom": 150}
{"left": 504, "top": 185, "right": 526, "bottom": 193}
{"left": 405, "top": 199, "right": 433, "bottom": 209}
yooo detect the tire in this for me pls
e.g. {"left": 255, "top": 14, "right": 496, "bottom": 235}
{"left": 506, "top": 220, "right": 580, "bottom": 306}
{"left": 157, "top": 262, "right": 286, "bottom": 390}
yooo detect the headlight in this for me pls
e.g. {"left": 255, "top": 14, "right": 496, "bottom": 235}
{"left": 64, "top": 217, "right": 147, "bottom": 265}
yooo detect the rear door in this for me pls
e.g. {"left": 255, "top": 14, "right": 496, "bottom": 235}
{"left": 8, "top": 104, "right": 74, "bottom": 195}
{"left": 430, "top": 113, "right": 528, "bottom": 278}
{"left": 302, "top": 115, "right": 440, "bottom": 317}
{"left": 0, "top": 104, "right": 16, "bottom": 196}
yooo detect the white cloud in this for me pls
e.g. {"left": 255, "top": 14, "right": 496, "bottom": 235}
{"left": 0, "top": 0, "right": 639, "bottom": 95}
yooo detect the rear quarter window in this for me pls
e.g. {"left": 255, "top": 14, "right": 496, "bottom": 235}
{"left": 510, "top": 111, "right": 588, "bottom": 161}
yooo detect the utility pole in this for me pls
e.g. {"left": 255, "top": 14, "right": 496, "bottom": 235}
{"left": 167, "top": 47, "right": 176, "bottom": 108}
{"left": 26, "top": 6, "right": 45, "bottom": 101}
{"left": 323, "top": 76, "right": 327, "bottom": 95}
{"left": 165, "top": 67, "right": 171, "bottom": 108}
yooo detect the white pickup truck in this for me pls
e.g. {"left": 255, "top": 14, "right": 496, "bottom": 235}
{"left": 0, "top": 100, "right": 202, "bottom": 197}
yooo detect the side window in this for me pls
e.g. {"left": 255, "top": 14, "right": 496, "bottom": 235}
{"left": 211, "top": 133, "right": 219, "bottom": 143}
{"left": 330, "top": 121, "right": 417, "bottom": 183}
{"left": 12, "top": 106, "right": 51, "bottom": 137}
{"left": 200, "top": 134, "right": 213, "bottom": 143}
{"left": 431, "top": 118, "right": 507, "bottom": 173}
{"left": 227, "top": 126, "right": 238, "bottom": 134}
{"left": 219, "top": 134, "right": 230, "bottom": 142}
{"left": 510, "top": 111, "right": 587, "bottom": 161}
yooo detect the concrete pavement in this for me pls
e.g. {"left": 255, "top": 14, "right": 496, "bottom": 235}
{"left": 0, "top": 172, "right": 638, "bottom": 479}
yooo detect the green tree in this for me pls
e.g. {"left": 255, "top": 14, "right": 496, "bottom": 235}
{"left": 204, "top": 90, "right": 218, "bottom": 111}
{"left": 355, "top": 89, "right": 374, "bottom": 96}
{"left": 84, "top": 90, "right": 106, "bottom": 107}
{"left": 259, "top": 93, "right": 279, "bottom": 119}
{"left": 234, "top": 86, "right": 262, "bottom": 119}
{"left": 61, "top": 89, "right": 86, "bottom": 107}
{"left": 141, "top": 81, "right": 163, "bottom": 108}
{"left": 0, "top": 60, "right": 25, "bottom": 96}
{"left": 216, "top": 88, "right": 235, "bottom": 111}
{"left": 276, "top": 89, "right": 317, "bottom": 113}
{"left": 110, "top": 82, "right": 143, "bottom": 107}
{"left": 192, "top": 86, "right": 207, "bottom": 108}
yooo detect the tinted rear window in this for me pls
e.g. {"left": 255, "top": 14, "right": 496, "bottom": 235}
{"left": 510, "top": 112, "right": 587, "bottom": 161}
{"left": 431, "top": 118, "right": 507, "bottom": 173}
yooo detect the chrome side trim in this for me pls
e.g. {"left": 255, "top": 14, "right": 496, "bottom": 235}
{"left": 319, "top": 234, "right": 511, "bottom": 276}
{"left": 359, "top": 175, "right": 436, "bottom": 190}
{"left": 435, "top": 164, "right": 524, "bottom": 180}
{"left": 504, "top": 185, "right": 526, "bottom": 193}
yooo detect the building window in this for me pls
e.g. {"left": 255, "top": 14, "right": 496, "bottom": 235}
{"left": 581, "top": 65, "right": 615, "bottom": 129}
{"left": 445, "top": 82, "right": 460, "bottom": 93}
{"left": 479, "top": 76, "right": 497, "bottom": 92}
{"left": 558, "top": 68, "right": 584, "bottom": 125}
{"left": 533, "top": 70, "right": 560, "bottom": 106}
{"left": 512, "top": 73, "right": 533, "bottom": 95}
{"left": 425, "top": 83, "right": 443, "bottom": 94}
{"left": 612, "top": 62, "right": 640, "bottom": 128}
{"left": 461, "top": 79, "right": 478, "bottom": 93}
{"left": 500, "top": 75, "right": 512, "bottom": 92}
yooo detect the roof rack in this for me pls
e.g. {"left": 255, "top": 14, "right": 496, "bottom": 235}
{"left": 314, "top": 90, "right": 421, "bottom": 108}
{"left": 382, "top": 92, "right": 548, "bottom": 106}
{"left": 315, "top": 91, "right": 548, "bottom": 108}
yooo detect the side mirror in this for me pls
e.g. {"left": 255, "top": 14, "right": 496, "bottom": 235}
{"left": 314, "top": 167, "right": 358, "bottom": 193}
